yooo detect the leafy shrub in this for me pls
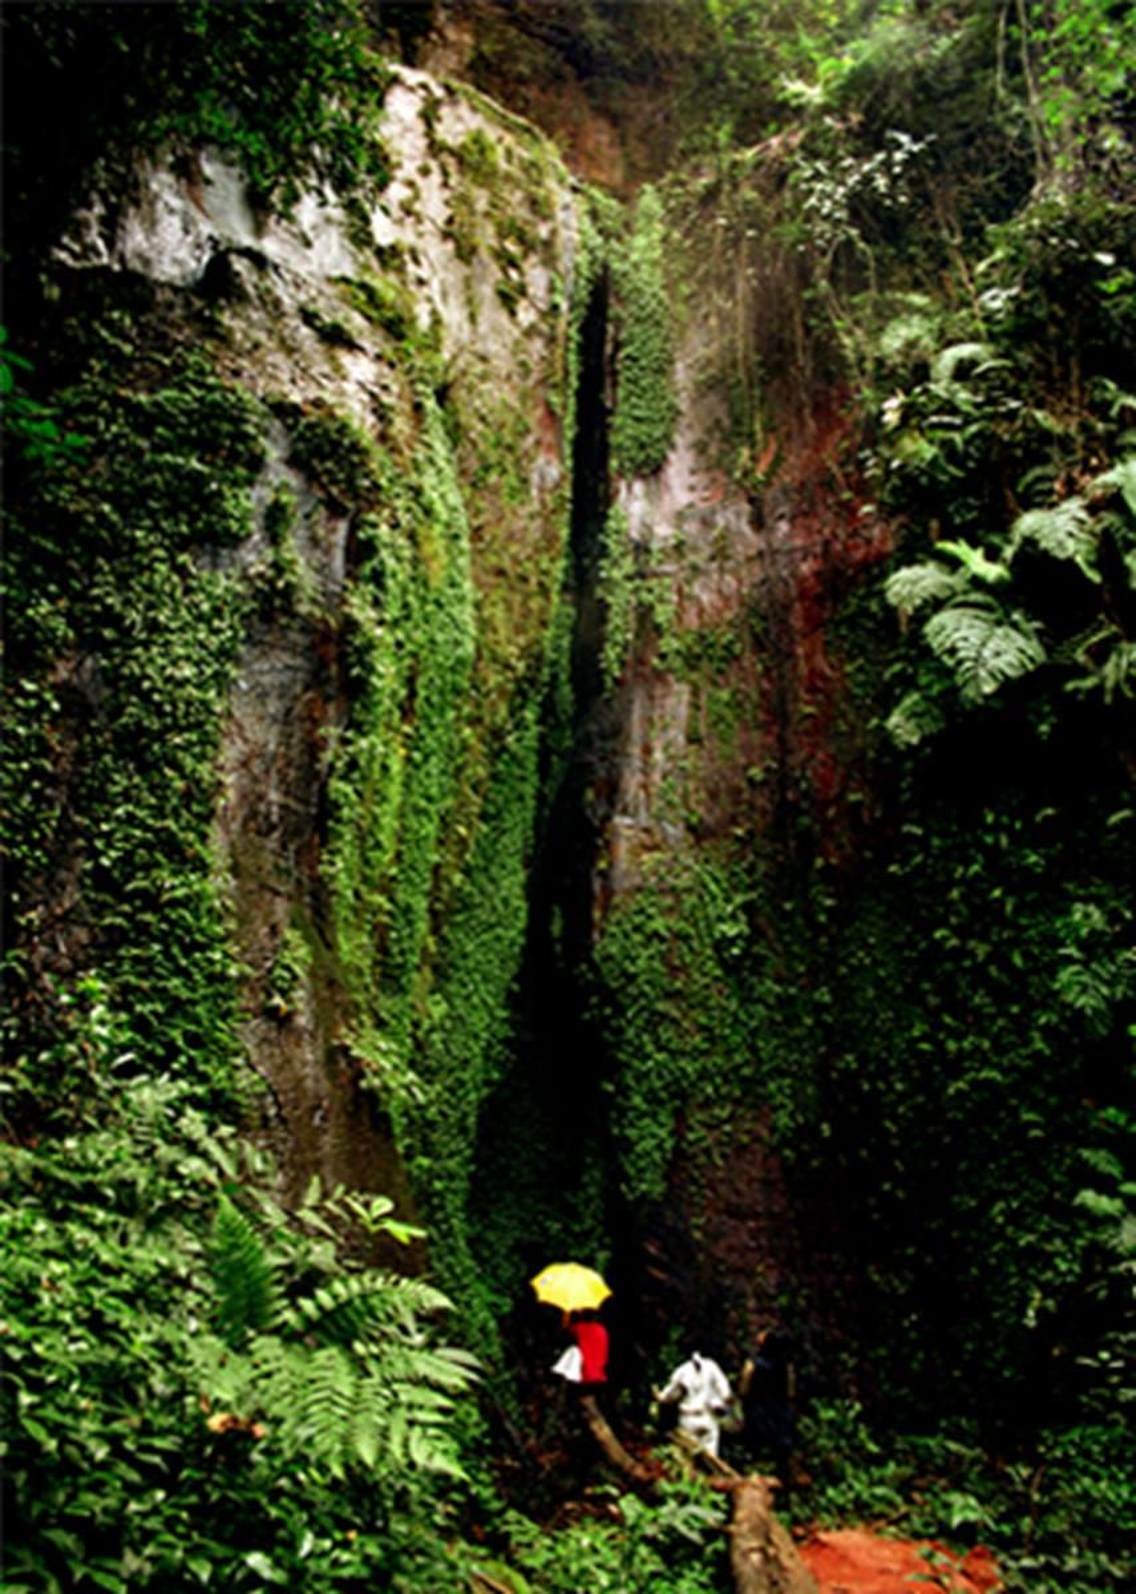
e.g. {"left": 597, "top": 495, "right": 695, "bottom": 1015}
{"left": 796, "top": 1400, "right": 908, "bottom": 1524}
{"left": 505, "top": 1478, "right": 726, "bottom": 1594}
{"left": 795, "top": 1405, "right": 1135, "bottom": 1594}
{"left": 0, "top": 1070, "right": 476, "bottom": 1591}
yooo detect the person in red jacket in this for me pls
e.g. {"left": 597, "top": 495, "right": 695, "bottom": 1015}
{"left": 568, "top": 1309, "right": 609, "bottom": 1392}
{"left": 557, "top": 1308, "right": 610, "bottom": 1484}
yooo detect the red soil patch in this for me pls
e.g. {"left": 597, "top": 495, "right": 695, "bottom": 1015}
{"left": 799, "top": 1529, "right": 1002, "bottom": 1594}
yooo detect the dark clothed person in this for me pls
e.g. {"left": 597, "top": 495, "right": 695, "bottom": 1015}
{"left": 740, "top": 1328, "right": 795, "bottom": 1491}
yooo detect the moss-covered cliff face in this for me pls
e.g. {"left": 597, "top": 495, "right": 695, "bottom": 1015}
{"left": 522, "top": 77, "right": 1135, "bottom": 1456}
{"left": 5, "top": 0, "right": 1134, "bottom": 1481}
{"left": 3, "top": 37, "right": 599, "bottom": 1327}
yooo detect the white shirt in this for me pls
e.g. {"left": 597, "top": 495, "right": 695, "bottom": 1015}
{"left": 658, "top": 1352, "right": 732, "bottom": 1417}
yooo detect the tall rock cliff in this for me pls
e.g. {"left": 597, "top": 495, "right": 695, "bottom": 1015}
{"left": 6, "top": 59, "right": 595, "bottom": 1310}
{"left": 7, "top": 4, "right": 1133, "bottom": 1429}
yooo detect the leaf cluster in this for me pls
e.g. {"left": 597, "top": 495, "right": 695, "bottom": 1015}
{"left": 0, "top": 1075, "right": 477, "bottom": 1592}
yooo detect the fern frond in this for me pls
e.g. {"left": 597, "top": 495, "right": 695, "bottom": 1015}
{"left": 373, "top": 1272, "right": 454, "bottom": 1320}
{"left": 1010, "top": 498, "right": 1100, "bottom": 580}
{"left": 1111, "top": 1215, "right": 1136, "bottom": 1259}
{"left": 198, "top": 1190, "right": 474, "bottom": 1483}
{"left": 210, "top": 1195, "right": 281, "bottom": 1345}
{"left": 431, "top": 1343, "right": 481, "bottom": 1380}
{"left": 885, "top": 690, "right": 946, "bottom": 747}
{"left": 190, "top": 1331, "right": 258, "bottom": 1415}
{"left": 285, "top": 1343, "right": 358, "bottom": 1476}
{"left": 1099, "top": 642, "right": 1136, "bottom": 704}
{"left": 249, "top": 1334, "right": 365, "bottom": 1475}
{"left": 387, "top": 1395, "right": 409, "bottom": 1467}
{"left": 1068, "top": 639, "right": 1136, "bottom": 704}
{"left": 1015, "top": 461, "right": 1060, "bottom": 503}
{"left": 1054, "top": 621, "right": 1113, "bottom": 667}
{"left": 885, "top": 561, "right": 966, "bottom": 618}
{"left": 283, "top": 1274, "right": 397, "bottom": 1343}
{"left": 1055, "top": 946, "right": 1136, "bottom": 1035}
{"left": 349, "top": 1375, "right": 389, "bottom": 1470}
{"left": 1079, "top": 1147, "right": 1125, "bottom": 1182}
{"left": 391, "top": 1384, "right": 456, "bottom": 1425}
{"left": 282, "top": 1270, "right": 454, "bottom": 1345}
{"left": 1092, "top": 378, "right": 1136, "bottom": 424}
{"left": 366, "top": 1336, "right": 477, "bottom": 1397}
{"left": 246, "top": 1332, "right": 303, "bottom": 1400}
{"left": 924, "top": 599, "right": 1046, "bottom": 702}
{"left": 234, "top": 1328, "right": 475, "bottom": 1480}
{"left": 931, "top": 342, "right": 1002, "bottom": 385}
{"left": 1074, "top": 1188, "right": 1127, "bottom": 1220}
{"left": 407, "top": 1421, "right": 466, "bottom": 1478}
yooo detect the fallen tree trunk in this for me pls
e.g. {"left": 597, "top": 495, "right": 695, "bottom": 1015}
{"left": 574, "top": 1396, "right": 813, "bottom": 1594}
{"left": 729, "top": 1477, "right": 819, "bottom": 1594}
{"left": 578, "top": 1394, "right": 657, "bottom": 1485}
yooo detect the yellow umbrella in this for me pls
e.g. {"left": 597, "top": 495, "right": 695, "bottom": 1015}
{"left": 530, "top": 1262, "right": 612, "bottom": 1313}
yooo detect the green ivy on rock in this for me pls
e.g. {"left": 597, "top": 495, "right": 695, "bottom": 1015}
{"left": 610, "top": 185, "right": 679, "bottom": 479}
{"left": 2, "top": 334, "right": 268, "bottom": 1117}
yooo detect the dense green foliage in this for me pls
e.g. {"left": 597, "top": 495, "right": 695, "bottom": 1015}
{"left": 503, "top": 1480, "right": 727, "bottom": 1593}
{"left": 798, "top": 1401, "right": 1135, "bottom": 1591}
{"left": 576, "top": 5, "right": 1135, "bottom": 1589}
{"left": 3, "top": 337, "right": 265, "bottom": 1121}
{"left": 609, "top": 186, "right": 678, "bottom": 478}
{"left": 0, "top": 1052, "right": 476, "bottom": 1591}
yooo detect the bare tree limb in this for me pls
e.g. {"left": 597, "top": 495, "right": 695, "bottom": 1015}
{"left": 578, "top": 1393, "right": 657, "bottom": 1485}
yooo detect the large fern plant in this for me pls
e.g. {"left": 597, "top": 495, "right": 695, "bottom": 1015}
{"left": 884, "top": 456, "right": 1136, "bottom": 742}
{"left": 195, "top": 1192, "right": 477, "bottom": 1480}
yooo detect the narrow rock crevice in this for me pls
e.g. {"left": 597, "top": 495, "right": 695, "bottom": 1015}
{"left": 466, "top": 268, "right": 623, "bottom": 1309}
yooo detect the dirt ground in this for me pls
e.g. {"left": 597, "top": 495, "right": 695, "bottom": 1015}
{"left": 798, "top": 1528, "right": 1002, "bottom": 1593}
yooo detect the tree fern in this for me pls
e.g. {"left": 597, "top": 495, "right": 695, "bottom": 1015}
{"left": 924, "top": 597, "right": 1046, "bottom": 702}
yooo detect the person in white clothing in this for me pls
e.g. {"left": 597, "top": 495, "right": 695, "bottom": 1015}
{"left": 654, "top": 1350, "right": 734, "bottom": 1458}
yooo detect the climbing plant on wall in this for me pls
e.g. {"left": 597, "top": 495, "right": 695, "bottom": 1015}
{"left": 610, "top": 185, "right": 678, "bottom": 479}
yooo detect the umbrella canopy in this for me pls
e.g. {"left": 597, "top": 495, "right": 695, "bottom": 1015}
{"left": 530, "top": 1261, "right": 611, "bottom": 1313}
